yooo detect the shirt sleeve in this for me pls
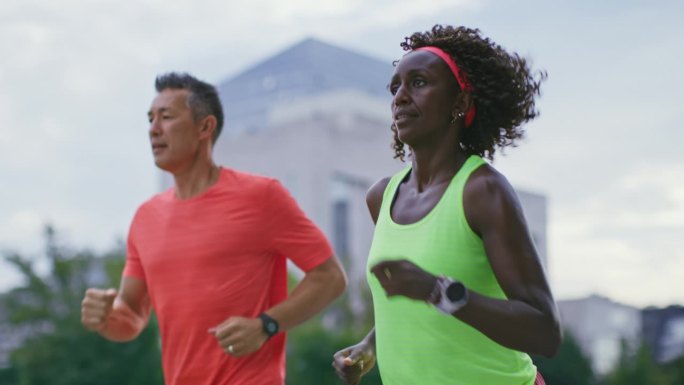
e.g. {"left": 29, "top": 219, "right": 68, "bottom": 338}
{"left": 122, "top": 209, "right": 147, "bottom": 281}
{"left": 263, "top": 179, "right": 334, "bottom": 272}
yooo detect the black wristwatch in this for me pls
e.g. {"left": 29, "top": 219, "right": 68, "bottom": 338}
{"left": 258, "top": 313, "right": 279, "bottom": 339}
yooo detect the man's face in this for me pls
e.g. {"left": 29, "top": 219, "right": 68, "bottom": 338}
{"left": 147, "top": 89, "right": 201, "bottom": 172}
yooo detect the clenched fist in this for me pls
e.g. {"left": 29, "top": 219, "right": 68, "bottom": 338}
{"left": 209, "top": 316, "right": 269, "bottom": 358}
{"left": 81, "top": 288, "right": 117, "bottom": 332}
{"left": 332, "top": 339, "right": 376, "bottom": 385}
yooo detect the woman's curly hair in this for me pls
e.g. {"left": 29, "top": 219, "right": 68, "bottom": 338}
{"left": 391, "top": 25, "right": 546, "bottom": 161}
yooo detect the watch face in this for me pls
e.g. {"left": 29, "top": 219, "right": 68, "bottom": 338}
{"left": 445, "top": 282, "right": 466, "bottom": 302}
{"left": 260, "top": 313, "right": 279, "bottom": 337}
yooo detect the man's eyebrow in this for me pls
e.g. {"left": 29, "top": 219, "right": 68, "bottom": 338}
{"left": 148, "top": 107, "right": 171, "bottom": 116}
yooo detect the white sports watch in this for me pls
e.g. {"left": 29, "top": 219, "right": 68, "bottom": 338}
{"left": 429, "top": 275, "right": 469, "bottom": 315}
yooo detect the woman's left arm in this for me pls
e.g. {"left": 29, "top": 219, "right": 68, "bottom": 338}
{"left": 457, "top": 164, "right": 562, "bottom": 357}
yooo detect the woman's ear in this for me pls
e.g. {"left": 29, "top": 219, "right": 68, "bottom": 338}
{"left": 452, "top": 91, "right": 473, "bottom": 117}
{"left": 450, "top": 92, "right": 473, "bottom": 125}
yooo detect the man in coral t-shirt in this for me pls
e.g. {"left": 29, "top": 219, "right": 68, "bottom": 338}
{"left": 80, "top": 72, "right": 347, "bottom": 385}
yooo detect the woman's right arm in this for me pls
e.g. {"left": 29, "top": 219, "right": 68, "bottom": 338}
{"left": 332, "top": 328, "right": 376, "bottom": 385}
{"left": 331, "top": 177, "right": 390, "bottom": 384}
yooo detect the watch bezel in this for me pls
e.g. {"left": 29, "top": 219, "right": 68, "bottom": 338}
{"left": 258, "top": 313, "right": 279, "bottom": 339}
{"left": 434, "top": 276, "right": 469, "bottom": 315}
{"left": 446, "top": 280, "right": 467, "bottom": 302}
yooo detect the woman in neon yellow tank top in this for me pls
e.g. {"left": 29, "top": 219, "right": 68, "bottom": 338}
{"left": 333, "top": 25, "right": 561, "bottom": 385}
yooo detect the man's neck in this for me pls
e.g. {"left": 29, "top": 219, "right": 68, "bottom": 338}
{"left": 172, "top": 160, "right": 221, "bottom": 200}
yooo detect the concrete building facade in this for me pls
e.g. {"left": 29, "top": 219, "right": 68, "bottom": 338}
{"left": 642, "top": 305, "right": 684, "bottom": 364}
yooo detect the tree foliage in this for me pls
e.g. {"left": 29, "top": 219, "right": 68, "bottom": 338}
{"left": 286, "top": 314, "right": 382, "bottom": 385}
{"left": 1, "top": 225, "right": 163, "bottom": 385}
{"left": 602, "top": 342, "right": 669, "bottom": 385}
{"left": 661, "top": 355, "right": 684, "bottom": 385}
{"left": 532, "top": 330, "right": 594, "bottom": 385}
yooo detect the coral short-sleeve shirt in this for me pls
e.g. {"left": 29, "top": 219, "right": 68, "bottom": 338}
{"left": 123, "top": 168, "right": 333, "bottom": 385}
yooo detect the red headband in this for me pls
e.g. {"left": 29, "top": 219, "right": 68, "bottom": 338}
{"left": 414, "top": 46, "right": 476, "bottom": 127}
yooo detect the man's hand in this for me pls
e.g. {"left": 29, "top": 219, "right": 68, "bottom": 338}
{"left": 210, "top": 316, "right": 269, "bottom": 357}
{"left": 81, "top": 288, "right": 117, "bottom": 332}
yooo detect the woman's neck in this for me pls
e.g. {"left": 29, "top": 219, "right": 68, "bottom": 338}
{"left": 409, "top": 144, "right": 468, "bottom": 192}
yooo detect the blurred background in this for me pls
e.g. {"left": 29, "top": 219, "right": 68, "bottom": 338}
{"left": 1, "top": 0, "right": 683, "bottom": 384}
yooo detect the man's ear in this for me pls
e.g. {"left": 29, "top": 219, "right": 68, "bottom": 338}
{"left": 199, "top": 115, "right": 217, "bottom": 141}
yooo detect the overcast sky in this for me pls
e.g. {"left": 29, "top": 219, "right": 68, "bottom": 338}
{"left": 1, "top": 0, "right": 682, "bottom": 308}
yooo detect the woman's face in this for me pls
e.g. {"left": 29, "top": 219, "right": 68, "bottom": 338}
{"left": 389, "top": 50, "right": 460, "bottom": 147}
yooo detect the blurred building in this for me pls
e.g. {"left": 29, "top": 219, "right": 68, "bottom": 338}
{"left": 517, "top": 190, "right": 548, "bottom": 270}
{"left": 642, "top": 305, "right": 684, "bottom": 364}
{"left": 558, "top": 295, "right": 642, "bottom": 376}
{"left": 159, "top": 37, "right": 549, "bottom": 318}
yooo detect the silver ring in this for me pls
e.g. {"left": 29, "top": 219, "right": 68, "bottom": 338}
{"left": 228, "top": 345, "right": 234, "bottom": 354}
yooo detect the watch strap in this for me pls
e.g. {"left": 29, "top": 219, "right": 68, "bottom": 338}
{"left": 258, "top": 313, "right": 279, "bottom": 339}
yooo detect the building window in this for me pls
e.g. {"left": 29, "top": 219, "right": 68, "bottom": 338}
{"left": 332, "top": 200, "right": 349, "bottom": 264}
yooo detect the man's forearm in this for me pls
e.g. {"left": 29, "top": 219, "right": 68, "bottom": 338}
{"left": 267, "top": 257, "right": 347, "bottom": 331}
{"left": 100, "top": 299, "right": 149, "bottom": 342}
